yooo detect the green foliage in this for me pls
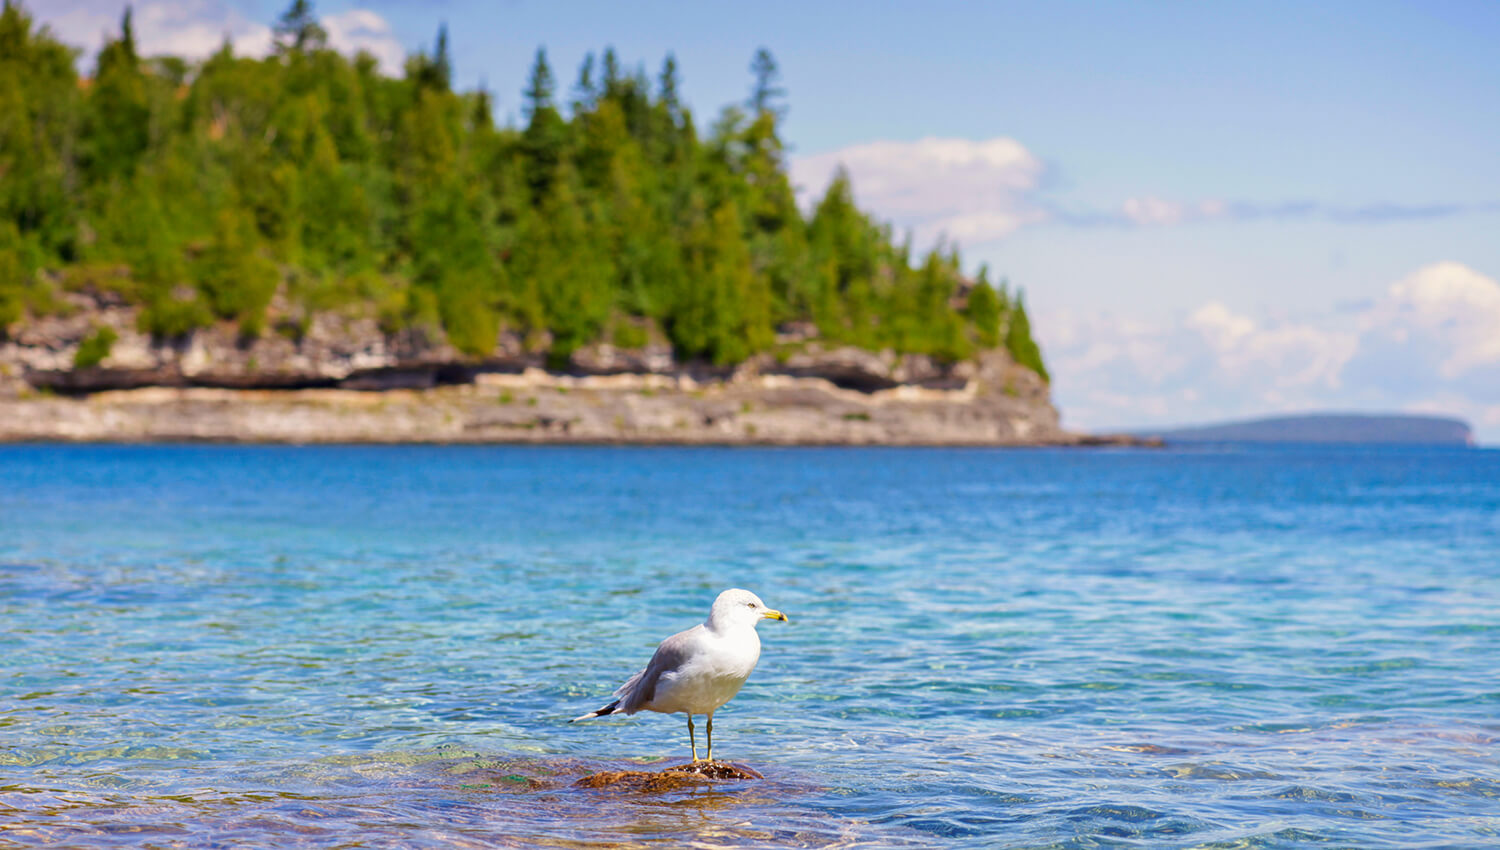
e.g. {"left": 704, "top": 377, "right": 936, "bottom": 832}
{"left": 274, "top": 0, "right": 327, "bottom": 53}
{"left": 138, "top": 291, "right": 212, "bottom": 340}
{"left": 0, "top": 1, "right": 1049, "bottom": 379}
{"left": 0, "top": 221, "right": 52, "bottom": 329}
{"left": 73, "top": 325, "right": 117, "bottom": 368}
{"left": 0, "top": 1, "right": 81, "bottom": 261}
{"left": 671, "top": 200, "right": 772, "bottom": 364}
{"left": 748, "top": 48, "right": 785, "bottom": 117}
{"left": 963, "top": 266, "right": 1003, "bottom": 349}
{"left": 610, "top": 316, "right": 649, "bottom": 349}
{"left": 521, "top": 48, "right": 566, "bottom": 202}
{"left": 195, "top": 207, "right": 281, "bottom": 337}
{"left": 1005, "top": 292, "right": 1049, "bottom": 383}
{"left": 83, "top": 10, "right": 150, "bottom": 182}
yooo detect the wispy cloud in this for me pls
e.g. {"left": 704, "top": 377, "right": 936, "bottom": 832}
{"left": 1059, "top": 198, "right": 1497, "bottom": 229}
{"left": 1041, "top": 261, "right": 1500, "bottom": 442}
{"left": 322, "top": 9, "right": 405, "bottom": 75}
{"left": 792, "top": 136, "right": 1500, "bottom": 247}
{"left": 1327, "top": 202, "right": 1494, "bottom": 224}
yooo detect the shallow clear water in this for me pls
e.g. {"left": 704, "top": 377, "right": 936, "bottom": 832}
{"left": 2, "top": 444, "right": 1498, "bottom": 848}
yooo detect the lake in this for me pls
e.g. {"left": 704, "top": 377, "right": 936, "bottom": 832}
{"left": 2, "top": 444, "right": 1497, "bottom": 848}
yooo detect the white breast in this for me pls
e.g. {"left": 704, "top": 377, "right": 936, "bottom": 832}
{"left": 647, "top": 628, "right": 761, "bottom": 715}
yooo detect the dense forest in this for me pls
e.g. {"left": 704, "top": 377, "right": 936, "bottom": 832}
{"left": 0, "top": 1, "right": 1048, "bottom": 379}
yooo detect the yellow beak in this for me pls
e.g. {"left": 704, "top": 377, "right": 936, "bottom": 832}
{"left": 762, "top": 609, "right": 788, "bottom": 622}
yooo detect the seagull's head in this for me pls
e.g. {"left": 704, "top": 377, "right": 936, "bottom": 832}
{"left": 708, "top": 588, "right": 788, "bottom": 631}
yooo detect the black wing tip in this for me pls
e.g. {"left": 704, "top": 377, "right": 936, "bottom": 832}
{"left": 572, "top": 698, "right": 621, "bottom": 722}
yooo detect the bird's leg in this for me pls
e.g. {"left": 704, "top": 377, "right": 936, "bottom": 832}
{"left": 706, "top": 714, "right": 714, "bottom": 763}
{"left": 687, "top": 714, "right": 698, "bottom": 763}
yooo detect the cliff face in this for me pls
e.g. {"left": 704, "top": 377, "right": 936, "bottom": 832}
{"left": 0, "top": 291, "right": 1084, "bottom": 445}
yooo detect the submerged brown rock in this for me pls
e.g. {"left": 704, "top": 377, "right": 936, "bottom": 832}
{"left": 573, "top": 761, "right": 764, "bottom": 791}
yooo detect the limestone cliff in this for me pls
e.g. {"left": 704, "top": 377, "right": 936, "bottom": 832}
{"left": 0, "top": 291, "right": 1113, "bottom": 445}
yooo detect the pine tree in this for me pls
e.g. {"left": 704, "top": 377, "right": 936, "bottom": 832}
{"left": 1005, "top": 291, "right": 1049, "bottom": 382}
{"left": 748, "top": 48, "right": 785, "bottom": 117}
{"left": 0, "top": 15, "right": 1050, "bottom": 379}
{"left": 274, "top": 0, "right": 327, "bottom": 53}
{"left": 471, "top": 81, "right": 492, "bottom": 129}
{"left": 571, "top": 52, "right": 597, "bottom": 115}
{"left": 196, "top": 206, "right": 280, "bottom": 337}
{"left": 434, "top": 23, "right": 451, "bottom": 89}
{"left": 522, "top": 48, "right": 565, "bottom": 202}
{"left": 963, "top": 265, "right": 1002, "bottom": 349}
{"left": 658, "top": 53, "right": 681, "bottom": 116}
{"left": 602, "top": 47, "right": 622, "bottom": 98}
{"left": 523, "top": 47, "right": 557, "bottom": 121}
{"left": 83, "top": 8, "right": 151, "bottom": 181}
{"left": 0, "top": 1, "right": 79, "bottom": 264}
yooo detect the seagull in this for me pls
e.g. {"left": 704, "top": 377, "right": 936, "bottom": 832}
{"left": 572, "top": 588, "right": 789, "bottom": 763}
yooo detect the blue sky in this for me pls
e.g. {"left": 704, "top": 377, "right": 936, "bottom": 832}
{"left": 41, "top": 0, "right": 1500, "bottom": 441}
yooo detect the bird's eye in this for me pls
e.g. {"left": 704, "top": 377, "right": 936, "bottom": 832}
{"left": 746, "top": 602, "right": 756, "bottom": 608}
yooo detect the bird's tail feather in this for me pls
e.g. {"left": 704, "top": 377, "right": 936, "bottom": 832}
{"left": 570, "top": 698, "right": 621, "bottom": 723}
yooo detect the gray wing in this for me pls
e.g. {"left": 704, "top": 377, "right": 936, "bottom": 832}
{"left": 615, "top": 624, "right": 703, "bottom": 713}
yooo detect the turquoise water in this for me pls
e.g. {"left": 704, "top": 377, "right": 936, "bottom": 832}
{"left": 2, "top": 444, "right": 1498, "bottom": 848}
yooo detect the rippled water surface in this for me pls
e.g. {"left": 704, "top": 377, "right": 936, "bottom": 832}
{"left": 3, "top": 444, "right": 1498, "bottom": 848}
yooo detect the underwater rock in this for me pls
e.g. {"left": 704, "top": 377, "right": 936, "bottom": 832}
{"left": 573, "top": 761, "right": 763, "bottom": 791}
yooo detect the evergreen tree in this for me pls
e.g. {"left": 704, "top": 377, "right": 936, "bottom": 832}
{"left": 1005, "top": 291, "right": 1049, "bottom": 382}
{"left": 0, "top": 8, "right": 1051, "bottom": 379}
{"left": 963, "top": 265, "right": 1002, "bottom": 349}
{"left": 0, "top": 1, "right": 79, "bottom": 263}
{"left": 513, "top": 163, "right": 612, "bottom": 361}
{"left": 522, "top": 47, "right": 557, "bottom": 120}
{"left": 196, "top": 206, "right": 280, "bottom": 337}
{"left": 571, "top": 52, "right": 597, "bottom": 115}
{"left": 471, "top": 81, "right": 492, "bottom": 128}
{"left": 657, "top": 53, "right": 680, "bottom": 116}
{"left": 521, "top": 48, "right": 565, "bottom": 201}
{"left": 748, "top": 48, "right": 785, "bottom": 117}
{"left": 602, "top": 47, "right": 622, "bottom": 97}
{"left": 274, "top": 0, "right": 327, "bottom": 53}
{"left": 434, "top": 23, "right": 451, "bottom": 89}
{"left": 84, "top": 8, "right": 150, "bottom": 181}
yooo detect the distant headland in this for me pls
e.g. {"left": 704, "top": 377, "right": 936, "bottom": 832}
{"left": 0, "top": 2, "right": 1137, "bottom": 446}
{"left": 1138, "top": 413, "right": 1475, "bottom": 446}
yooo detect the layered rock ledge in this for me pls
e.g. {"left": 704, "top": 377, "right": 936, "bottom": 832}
{"left": 0, "top": 292, "right": 1148, "bottom": 446}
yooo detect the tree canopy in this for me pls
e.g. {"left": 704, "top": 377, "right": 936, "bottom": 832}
{"left": 0, "top": 1, "right": 1047, "bottom": 377}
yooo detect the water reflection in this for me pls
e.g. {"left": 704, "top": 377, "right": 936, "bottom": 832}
{"left": 0, "top": 753, "right": 885, "bottom": 849}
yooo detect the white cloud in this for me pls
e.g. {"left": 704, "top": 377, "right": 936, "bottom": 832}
{"left": 1039, "top": 261, "right": 1500, "bottom": 443}
{"left": 43, "top": 0, "right": 271, "bottom": 62}
{"left": 138, "top": 0, "right": 272, "bottom": 59}
{"left": 36, "top": 1, "right": 402, "bottom": 72}
{"left": 1187, "top": 302, "right": 1358, "bottom": 390}
{"left": 38, "top": 3, "right": 117, "bottom": 55}
{"left": 1185, "top": 302, "right": 1255, "bottom": 348}
{"left": 1371, "top": 262, "right": 1500, "bottom": 379}
{"left": 790, "top": 137, "right": 1047, "bottom": 247}
{"left": 789, "top": 136, "right": 1495, "bottom": 248}
{"left": 322, "top": 9, "right": 405, "bottom": 76}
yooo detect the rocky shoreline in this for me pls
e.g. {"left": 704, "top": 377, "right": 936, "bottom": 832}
{"left": 0, "top": 291, "right": 1150, "bottom": 447}
{"left": 0, "top": 378, "right": 1144, "bottom": 446}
